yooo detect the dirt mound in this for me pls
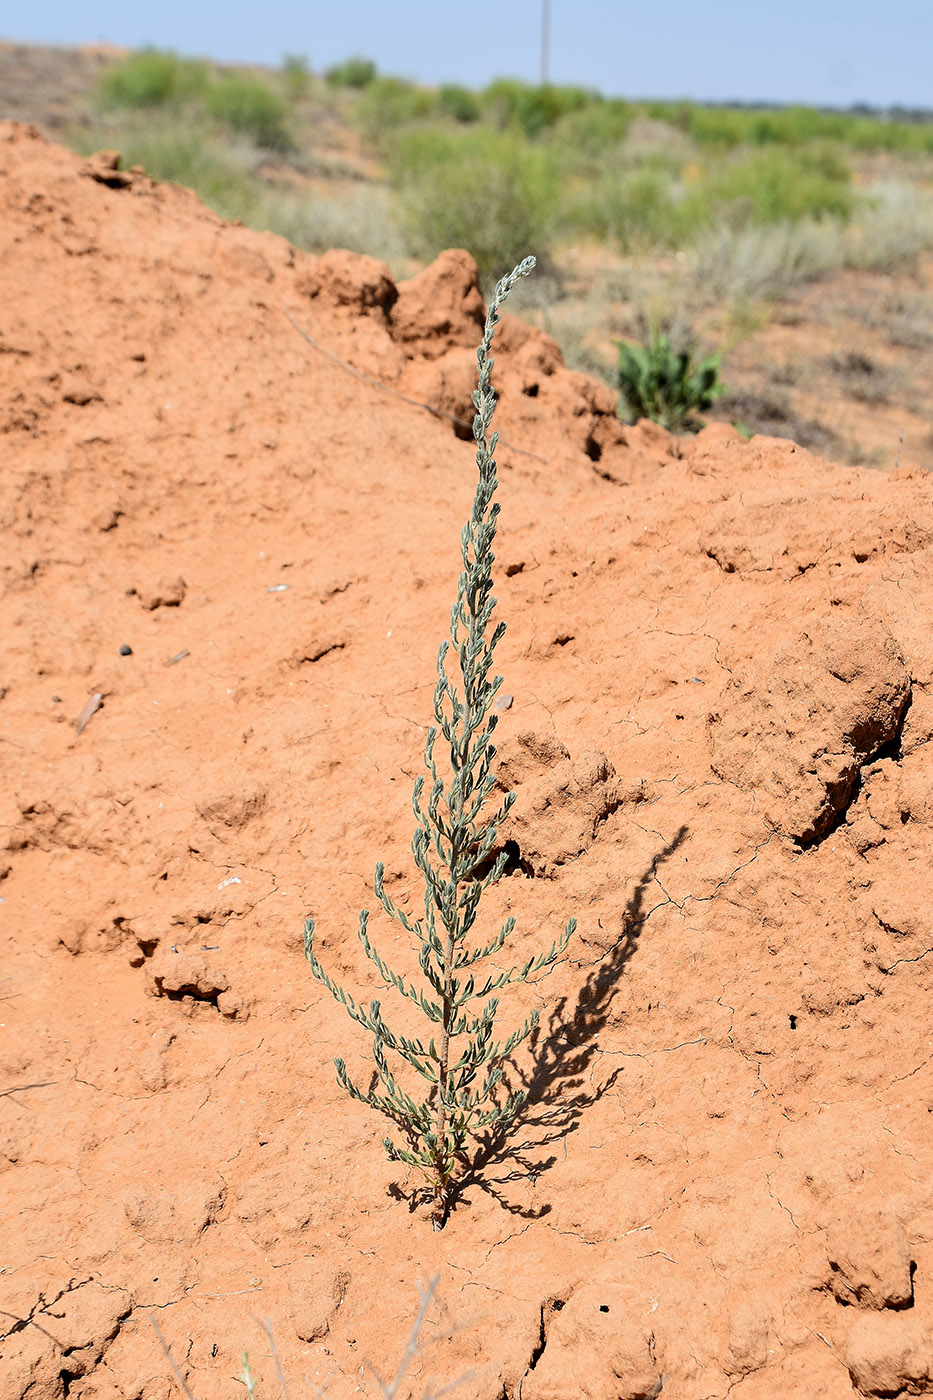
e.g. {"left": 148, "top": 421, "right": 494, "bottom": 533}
{"left": 2, "top": 120, "right": 933, "bottom": 1400}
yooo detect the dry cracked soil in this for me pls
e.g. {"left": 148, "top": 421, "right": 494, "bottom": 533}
{"left": 3, "top": 120, "right": 933, "bottom": 1400}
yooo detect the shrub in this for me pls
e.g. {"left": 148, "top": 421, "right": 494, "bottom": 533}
{"left": 304, "top": 257, "right": 574, "bottom": 1227}
{"left": 847, "top": 117, "right": 933, "bottom": 155}
{"left": 326, "top": 55, "right": 378, "bottom": 88}
{"left": 574, "top": 165, "right": 691, "bottom": 251}
{"left": 844, "top": 180, "right": 933, "bottom": 271}
{"left": 281, "top": 52, "right": 311, "bottom": 101}
{"left": 616, "top": 327, "right": 725, "bottom": 432}
{"left": 549, "top": 98, "right": 635, "bottom": 160}
{"left": 204, "top": 75, "right": 292, "bottom": 150}
{"left": 688, "top": 217, "right": 842, "bottom": 302}
{"left": 266, "top": 185, "right": 408, "bottom": 265}
{"left": 699, "top": 146, "right": 854, "bottom": 225}
{"left": 97, "top": 48, "right": 208, "bottom": 109}
{"left": 391, "top": 127, "right": 558, "bottom": 281}
{"left": 482, "top": 78, "right": 591, "bottom": 138}
{"left": 439, "top": 83, "right": 481, "bottom": 123}
{"left": 356, "top": 76, "right": 439, "bottom": 146}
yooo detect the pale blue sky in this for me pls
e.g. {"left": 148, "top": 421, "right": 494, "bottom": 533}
{"left": 3, "top": 1, "right": 931, "bottom": 109}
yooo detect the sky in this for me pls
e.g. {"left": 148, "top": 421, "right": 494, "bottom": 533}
{"left": 2, "top": 1, "right": 931, "bottom": 110}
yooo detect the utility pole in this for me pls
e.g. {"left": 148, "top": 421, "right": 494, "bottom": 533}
{"left": 541, "top": 0, "right": 551, "bottom": 87}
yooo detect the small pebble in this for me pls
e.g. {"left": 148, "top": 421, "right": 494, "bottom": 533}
{"left": 119, "top": 644, "right": 133, "bottom": 656}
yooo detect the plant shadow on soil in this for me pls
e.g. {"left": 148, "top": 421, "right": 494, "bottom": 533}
{"left": 389, "top": 825, "right": 689, "bottom": 1221}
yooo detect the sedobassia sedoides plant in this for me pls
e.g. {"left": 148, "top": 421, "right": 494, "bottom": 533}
{"left": 304, "top": 255, "right": 575, "bottom": 1227}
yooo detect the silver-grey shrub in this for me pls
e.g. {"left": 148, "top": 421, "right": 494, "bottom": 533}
{"left": 304, "top": 256, "right": 574, "bottom": 1227}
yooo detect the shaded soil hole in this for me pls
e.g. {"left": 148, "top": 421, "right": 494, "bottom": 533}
{"left": 470, "top": 839, "right": 533, "bottom": 881}
{"left": 129, "top": 936, "right": 159, "bottom": 967}
{"left": 153, "top": 979, "right": 223, "bottom": 1008}
{"left": 870, "top": 704, "right": 909, "bottom": 765}
{"left": 798, "top": 689, "right": 912, "bottom": 851}
{"left": 584, "top": 432, "right": 602, "bottom": 462}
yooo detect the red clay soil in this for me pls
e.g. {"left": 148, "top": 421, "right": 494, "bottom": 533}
{"left": 3, "top": 119, "right": 933, "bottom": 1400}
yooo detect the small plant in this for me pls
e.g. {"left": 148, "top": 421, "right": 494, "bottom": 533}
{"left": 304, "top": 256, "right": 574, "bottom": 1226}
{"left": 615, "top": 326, "right": 725, "bottom": 432}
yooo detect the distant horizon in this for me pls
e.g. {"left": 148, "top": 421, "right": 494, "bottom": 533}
{"left": 3, "top": 34, "right": 933, "bottom": 120}
{"left": 2, "top": 1, "right": 931, "bottom": 111}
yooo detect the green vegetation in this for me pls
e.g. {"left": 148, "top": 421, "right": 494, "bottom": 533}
{"left": 326, "top": 55, "right": 378, "bottom": 88}
{"left": 280, "top": 52, "right": 311, "bottom": 101}
{"left": 439, "top": 83, "right": 481, "bottom": 123}
{"left": 96, "top": 50, "right": 291, "bottom": 148}
{"left": 391, "top": 127, "right": 559, "bottom": 279}
{"left": 97, "top": 47, "right": 208, "bottom": 108}
{"left": 616, "top": 328, "right": 725, "bottom": 431}
{"left": 646, "top": 99, "right": 933, "bottom": 154}
{"left": 699, "top": 145, "right": 853, "bottom": 224}
{"left": 84, "top": 46, "right": 933, "bottom": 397}
{"left": 482, "top": 77, "right": 592, "bottom": 137}
{"left": 356, "top": 75, "right": 440, "bottom": 146}
{"left": 304, "top": 258, "right": 575, "bottom": 1226}
{"left": 204, "top": 74, "right": 292, "bottom": 150}
{"left": 89, "top": 50, "right": 933, "bottom": 273}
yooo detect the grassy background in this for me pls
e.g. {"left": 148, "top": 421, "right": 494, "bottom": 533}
{"left": 15, "top": 42, "right": 928, "bottom": 461}
{"left": 68, "top": 48, "right": 933, "bottom": 279}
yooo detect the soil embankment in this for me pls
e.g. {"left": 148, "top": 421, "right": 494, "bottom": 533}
{"left": 3, "top": 121, "right": 933, "bottom": 1399}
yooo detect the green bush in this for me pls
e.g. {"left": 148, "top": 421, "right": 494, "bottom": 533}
{"left": 574, "top": 165, "right": 693, "bottom": 251}
{"left": 391, "top": 126, "right": 558, "bottom": 281}
{"left": 699, "top": 146, "right": 854, "bottom": 225}
{"left": 549, "top": 98, "right": 634, "bottom": 161}
{"left": 356, "top": 76, "right": 439, "bottom": 147}
{"left": 97, "top": 48, "right": 208, "bottom": 109}
{"left": 439, "top": 83, "right": 481, "bottom": 123}
{"left": 281, "top": 53, "right": 311, "bottom": 101}
{"left": 616, "top": 330, "right": 725, "bottom": 432}
{"left": 326, "top": 55, "right": 378, "bottom": 88}
{"left": 482, "top": 78, "right": 591, "bottom": 138}
{"left": 847, "top": 117, "right": 933, "bottom": 154}
{"left": 204, "top": 75, "right": 292, "bottom": 150}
